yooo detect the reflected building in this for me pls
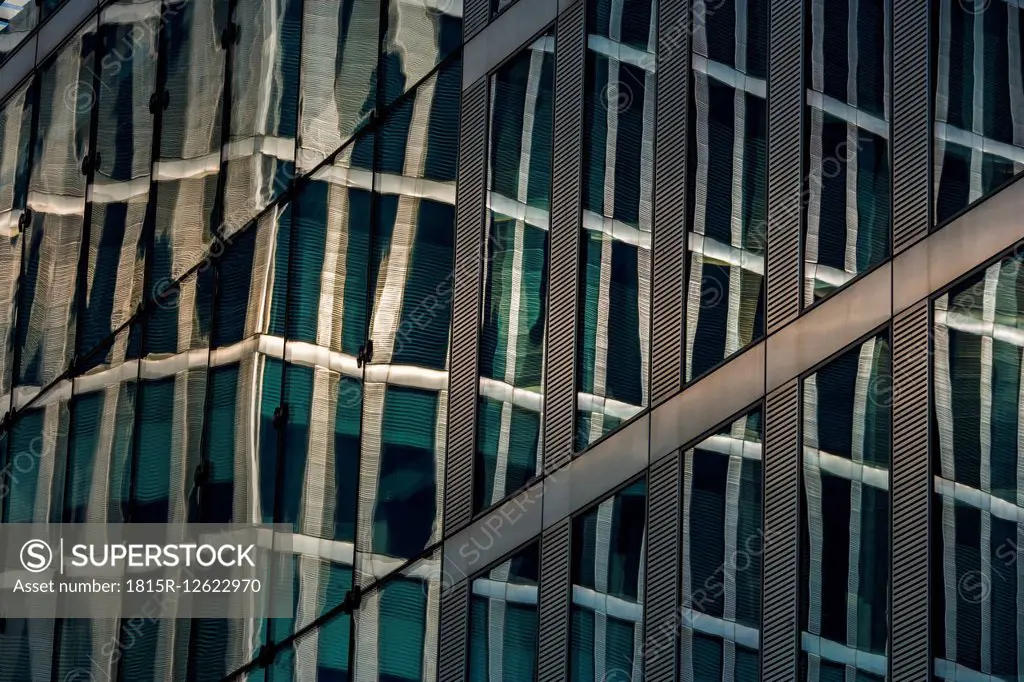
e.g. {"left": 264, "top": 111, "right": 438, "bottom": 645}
{"left": 0, "top": 0, "right": 1023, "bottom": 680}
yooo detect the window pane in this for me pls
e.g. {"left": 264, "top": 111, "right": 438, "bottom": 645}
{"left": 571, "top": 478, "right": 646, "bottom": 682}
{"left": 933, "top": 0, "right": 1024, "bottom": 224}
{"left": 381, "top": 0, "right": 461, "bottom": 108}
{"left": 18, "top": 22, "right": 96, "bottom": 389}
{"left": 681, "top": 409, "right": 763, "bottom": 681}
{"left": 0, "top": 0, "right": 37, "bottom": 63}
{"left": 475, "top": 31, "right": 555, "bottom": 513}
{"left": 222, "top": 0, "right": 302, "bottom": 231}
{"left": 152, "top": 0, "right": 225, "bottom": 296}
{"left": 132, "top": 268, "right": 213, "bottom": 523}
{"left": 803, "top": 0, "right": 890, "bottom": 305}
{"left": 801, "top": 335, "right": 890, "bottom": 679}
{"left": 686, "top": 0, "right": 767, "bottom": 382}
{"left": 469, "top": 542, "right": 540, "bottom": 682}
{"left": 297, "top": 0, "right": 378, "bottom": 173}
{"left": 575, "top": 0, "right": 654, "bottom": 451}
{"left": 81, "top": 1, "right": 159, "bottom": 361}
{"left": 0, "top": 81, "right": 34, "bottom": 405}
{"left": 932, "top": 251, "right": 1024, "bottom": 678}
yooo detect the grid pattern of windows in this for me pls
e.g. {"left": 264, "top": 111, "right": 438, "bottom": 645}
{"left": 0, "top": 0, "right": 460, "bottom": 677}
{"left": 803, "top": 0, "right": 891, "bottom": 306}
{"left": 4, "top": 0, "right": 1024, "bottom": 680}
{"left": 686, "top": 0, "right": 768, "bottom": 382}
{"left": 800, "top": 335, "right": 891, "bottom": 680}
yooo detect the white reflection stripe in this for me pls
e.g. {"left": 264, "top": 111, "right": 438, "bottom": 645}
{"left": 800, "top": 632, "right": 887, "bottom": 676}
{"left": 936, "top": 307, "right": 1024, "bottom": 346}
{"left": 27, "top": 191, "right": 85, "bottom": 216}
{"left": 803, "top": 447, "right": 889, "bottom": 490}
{"left": 7, "top": 335, "right": 639, "bottom": 419}
{"left": 937, "top": 121, "right": 1024, "bottom": 164}
{"left": 691, "top": 54, "right": 766, "bottom": 98}
{"left": 101, "top": 0, "right": 162, "bottom": 24}
{"left": 91, "top": 176, "right": 151, "bottom": 204}
{"left": 934, "top": 658, "right": 1016, "bottom": 681}
{"left": 806, "top": 90, "right": 889, "bottom": 138}
{"left": 587, "top": 35, "right": 655, "bottom": 72}
{"left": 934, "top": 476, "right": 1024, "bottom": 522}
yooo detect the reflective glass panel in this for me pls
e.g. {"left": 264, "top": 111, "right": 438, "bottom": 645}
{"left": 680, "top": 409, "right": 763, "bottom": 681}
{"left": 296, "top": 0, "right": 378, "bottom": 173}
{"left": 222, "top": 0, "right": 301, "bottom": 232}
{"left": 933, "top": 0, "right": 1024, "bottom": 224}
{"left": 151, "top": 0, "right": 225, "bottom": 288}
{"left": 686, "top": 0, "right": 767, "bottom": 381}
{"left": 0, "top": 0, "right": 37, "bottom": 63}
{"left": 381, "top": 0, "right": 461, "bottom": 108}
{"left": 932, "top": 250, "right": 1024, "bottom": 679}
{"left": 17, "top": 22, "right": 96, "bottom": 390}
{"left": 803, "top": 0, "right": 890, "bottom": 305}
{"left": 131, "top": 268, "right": 213, "bottom": 524}
{"left": 81, "top": 1, "right": 159, "bottom": 361}
{"left": 0, "top": 81, "right": 33, "bottom": 405}
{"left": 350, "top": 549, "right": 443, "bottom": 682}
{"left": 801, "top": 335, "right": 890, "bottom": 679}
{"left": 469, "top": 541, "right": 540, "bottom": 682}
{"left": 575, "top": 0, "right": 654, "bottom": 451}
{"left": 570, "top": 478, "right": 646, "bottom": 682}
{"left": 475, "top": 30, "right": 555, "bottom": 513}
{"left": 361, "top": 59, "right": 460, "bottom": 570}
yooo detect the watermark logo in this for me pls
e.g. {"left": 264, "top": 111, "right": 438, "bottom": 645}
{"left": 20, "top": 539, "right": 52, "bottom": 573}
{"left": 957, "top": 570, "right": 991, "bottom": 604}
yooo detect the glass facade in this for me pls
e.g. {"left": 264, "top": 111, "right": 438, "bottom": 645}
{"left": 803, "top": 0, "right": 891, "bottom": 305}
{"left": 469, "top": 541, "right": 540, "bottom": 682}
{"left": 574, "top": 0, "right": 654, "bottom": 450}
{"left": 3, "top": 0, "right": 1024, "bottom": 680}
{"left": 571, "top": 478, "right": 646, "bottom": 682}
{"left": 686, "top": 0, "right": 767, "bottom": 381}
{"left": 474, "top": 30, "right": 555, "bottom": 513}
{"left": 933, "top": 0, "right": 1024, "bottom": 225}
{"left": 932, "top": 250, "right": 1024, "bottom": 679}
{"left": 801, "top": 335, "right": 891, "bottom": 679}
{"left": 681, "top": 410, "right": 763, "bottom": 681}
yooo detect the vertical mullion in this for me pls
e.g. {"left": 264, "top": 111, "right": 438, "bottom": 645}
{"left": 438, "top": 76, "right": 488, "bottom": 682}
{"left": 649, "top": 0, "right": 688, "bottom": 407}
{"left": 892, "top": 0, "right": 930, "bottom": 252}
{"left": 765, "top": 0, "right": 803, "bottom": 332}
{"left": 542, "top": 0, "right": 584, "bottom": 473}
{"left": 761, "top": 378, "right": 800, "bottom": 681}
{"left": 643, "top": 451, "right": 681, "bottom": 682}
{"left": 890, "top": 301, "right": 930, "bottom": 680}
{"left": 536, "top": 516, "right": 571, "bottom": 682}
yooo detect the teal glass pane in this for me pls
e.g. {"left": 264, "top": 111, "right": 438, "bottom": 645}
{"left": 570, "top": 479, "right": 646, "bottom": 681}
{"left": 686, "top": 0, "right": 766, "bottom": 382}
{"left": 469, "top": 541, "right": 540, "bottom": 682}
{"left": 681, "top": 410, "right": 763, "bottom": 681}
{"left": 575, "top": 0, "right": 655, "bottom": 451}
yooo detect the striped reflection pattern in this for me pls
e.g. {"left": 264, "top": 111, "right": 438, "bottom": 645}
{"left": 800, "top": 336, "right": 891, "bottom": 681}
{"left": 932, "top": 251, "right": 1024, "bottom": 680}
{"left": 574, "top": 0, "right": 655, "bottom": 451}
